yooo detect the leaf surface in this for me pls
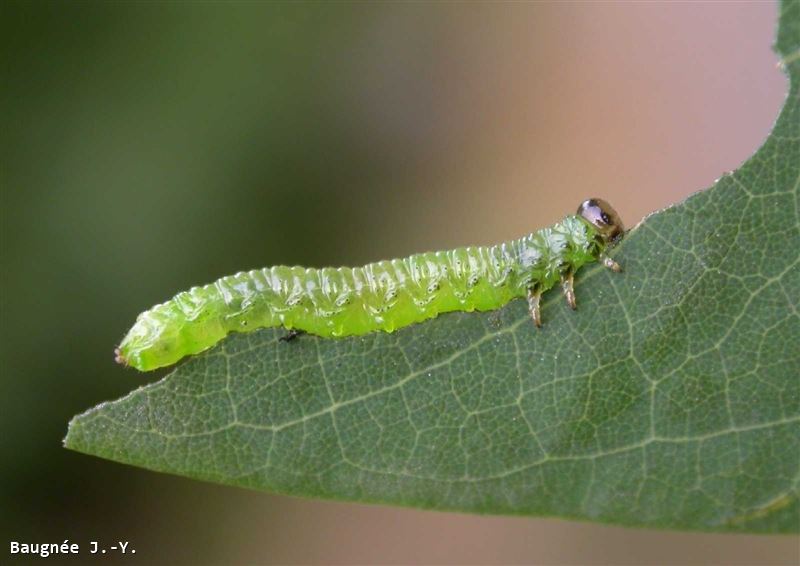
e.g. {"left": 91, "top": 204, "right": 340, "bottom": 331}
{"left": 66, "top": 1, "right": 800, "bottom": 532}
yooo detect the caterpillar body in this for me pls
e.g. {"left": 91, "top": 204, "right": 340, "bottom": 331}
{"left": 116, "top": 199, "right": 625, "bottom": 372}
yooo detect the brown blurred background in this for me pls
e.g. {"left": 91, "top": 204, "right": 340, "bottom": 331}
{"left": 1, "top": 1, "right": 797, "bottom": 564}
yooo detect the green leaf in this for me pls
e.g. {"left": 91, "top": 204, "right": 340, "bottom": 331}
{"left": 66, "top": 1, "right": 800, "bottom": 533}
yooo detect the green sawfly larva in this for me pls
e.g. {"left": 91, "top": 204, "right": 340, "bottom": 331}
{"left": 116, "top": 198, "right": 625, "bottom": 371}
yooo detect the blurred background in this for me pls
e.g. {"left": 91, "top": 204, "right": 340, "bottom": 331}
{"left": 1, "top": 1, "right": 796, "bottom": 564}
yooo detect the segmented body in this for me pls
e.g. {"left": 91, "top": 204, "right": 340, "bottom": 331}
{"left": 118, "top": 209, "right": 620, "bottom": 372}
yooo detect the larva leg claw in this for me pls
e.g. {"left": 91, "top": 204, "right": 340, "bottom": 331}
{"left": 561, "top": 272, "right": 577, "bottom": 310}
{"left": 527, "top": 288, "right": 542, "bottom": 328}
{"left": 601, "top": 255, "right": 622, "bottom": 273}
{"left": 279, "top": 329, "right": 305, "bottom": 342}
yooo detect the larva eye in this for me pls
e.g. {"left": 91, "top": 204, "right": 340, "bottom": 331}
{"left": 578, "top": 198, "right": 625, "bottom": 245}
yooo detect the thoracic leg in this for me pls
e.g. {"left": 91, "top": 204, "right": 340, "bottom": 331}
{"left": 527, "top": 288, "right": 542, "bottom": 328}
{"left": 601, "top": 255, "right": 622, "bottom": 272}
{"left": 560, "top": 271, "right": 576, "bottom": 310}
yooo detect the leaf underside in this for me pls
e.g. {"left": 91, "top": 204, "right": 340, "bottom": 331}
{"left": 66, "top": 1, "right": 800, "bottom": 533}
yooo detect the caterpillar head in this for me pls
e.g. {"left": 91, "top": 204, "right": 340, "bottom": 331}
{"left": 578, "top": 198, "right": 624, "bottom": 246}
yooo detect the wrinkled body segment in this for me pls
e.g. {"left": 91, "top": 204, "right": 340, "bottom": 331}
{"left": 117, "top": 200, "right": 624, "bottom": 371}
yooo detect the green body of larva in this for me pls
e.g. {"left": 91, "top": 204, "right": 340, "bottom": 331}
{"left": 117, "top": 199, "right": 625, "bottom": 371}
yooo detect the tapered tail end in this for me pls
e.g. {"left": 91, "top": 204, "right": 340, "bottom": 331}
{"left": 114, "top": 347, "right": 128, "bottom": 367}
